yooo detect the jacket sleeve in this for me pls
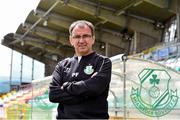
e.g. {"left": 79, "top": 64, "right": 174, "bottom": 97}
{"left": 49, "top": 86, "right": 84, "bottom": 104}
{"left": 49, "top": 60, "right": 84, "bottom": 104}
{"left": 63, "top": 58, "right": 112, "bottom": 97}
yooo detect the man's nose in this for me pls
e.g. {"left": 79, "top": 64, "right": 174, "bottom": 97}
{"left": 78, "top": 37, "right": 85, "bottom": 43}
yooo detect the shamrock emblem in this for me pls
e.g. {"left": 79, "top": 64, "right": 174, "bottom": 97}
{"left": 149, "top": 74, "right": 160, "bottom": 86}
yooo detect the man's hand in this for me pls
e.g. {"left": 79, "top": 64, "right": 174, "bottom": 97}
{"left": 61, "top": 72, "right": 97, "bottom": 91}
{"left": 61, "top": 82, "right": 70, "bottom": 90}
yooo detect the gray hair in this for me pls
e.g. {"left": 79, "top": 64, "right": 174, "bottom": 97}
{"left": 69, "top": 20, "right": 95, "bottom": 36}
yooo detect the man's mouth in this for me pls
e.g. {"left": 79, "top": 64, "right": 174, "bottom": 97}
{"left": 78, "top": 45, "right": 86, "bottom": 49}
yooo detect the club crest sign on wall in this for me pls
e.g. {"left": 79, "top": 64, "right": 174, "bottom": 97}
{"left": 130, "top": 68, "right": 178, "bottom": 117}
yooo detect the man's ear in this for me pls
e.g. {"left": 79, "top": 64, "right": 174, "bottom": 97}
{"left": 92, "top": 36, "right": 95, "bottom": 45}
{"left": 69, "top": 36, "right": 74, "bottom": 46}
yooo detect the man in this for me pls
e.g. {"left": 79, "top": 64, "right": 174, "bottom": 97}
{"left": 49, "top": 20, "right": 112, "bottom": 119}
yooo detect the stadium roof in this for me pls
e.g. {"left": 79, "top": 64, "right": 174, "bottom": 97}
{"left": 1, "top": 0, "right": 178, "bottom": 64}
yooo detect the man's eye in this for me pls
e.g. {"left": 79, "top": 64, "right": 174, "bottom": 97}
{"left": 72, "top": 34, "right": 92, "bottom": 40}
{"left": 73, "top": 36, "right": 81, "bottom": 39}
{"left": 83, "top": 35, "right": 91, "bottom": 39}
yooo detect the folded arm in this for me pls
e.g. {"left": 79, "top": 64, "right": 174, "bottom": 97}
{"left": 49, "top": 61, "right": 84, "bottom": 104}
{"left": 62, "top": 58, "right": 112, "bottom": 97}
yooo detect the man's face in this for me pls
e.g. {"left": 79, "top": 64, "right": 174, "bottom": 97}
{"left": 70, "top": 24, "right": 95, "bottom": 56}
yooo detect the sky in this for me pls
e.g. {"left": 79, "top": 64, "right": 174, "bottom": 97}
{"left": 0, "top": 0, "right": 40, "bottom": 76}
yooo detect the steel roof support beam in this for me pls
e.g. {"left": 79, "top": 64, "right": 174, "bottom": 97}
{"left": 61, "top": 0, "right": 162, "bottom": 40}
{"left": 25, "top": 41, "right": 68, "bottom": 57}
{"left": 4, "top": 45, "right": 52, "bottom": 64}
{"left": 144, "top": 0, "right": 169, "bottom": 8}
{"left": 18, "top": 0, "right": 60, "bottom": 43}
{"left": 145, "top": 0, "right": 178, "bottom": 14}
{"left": 34, "top": 9, "right": 73, "bottom": 30}
{"left": 34, "top": 9, "right": 128, "bottom": 49}
{"left": 10, "top": 23, "right": 68, "bottom": 45}
{"left": 35, "top": 9, "right": 75, "bottom": 23}
{"left": 114, "top": 0, "right": 144, "bottom": 16}
{"left": 14, "top": 35, "right": 67, "bottom": 57}
{"left": 20, "top": 23, "right": 108, "bottom": 53}
{"left": 1, "top": 34, "right": 51, "bottom": 63}
{"left": 22, "top": 23, "right": 70, "bottom": 46}
{"left": 168, "top": 0, "right": 176, "bottom": 13}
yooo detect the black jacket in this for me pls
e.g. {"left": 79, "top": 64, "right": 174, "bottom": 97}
{"left": 49, "top": 52, "right": 112, "bottom": 119}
